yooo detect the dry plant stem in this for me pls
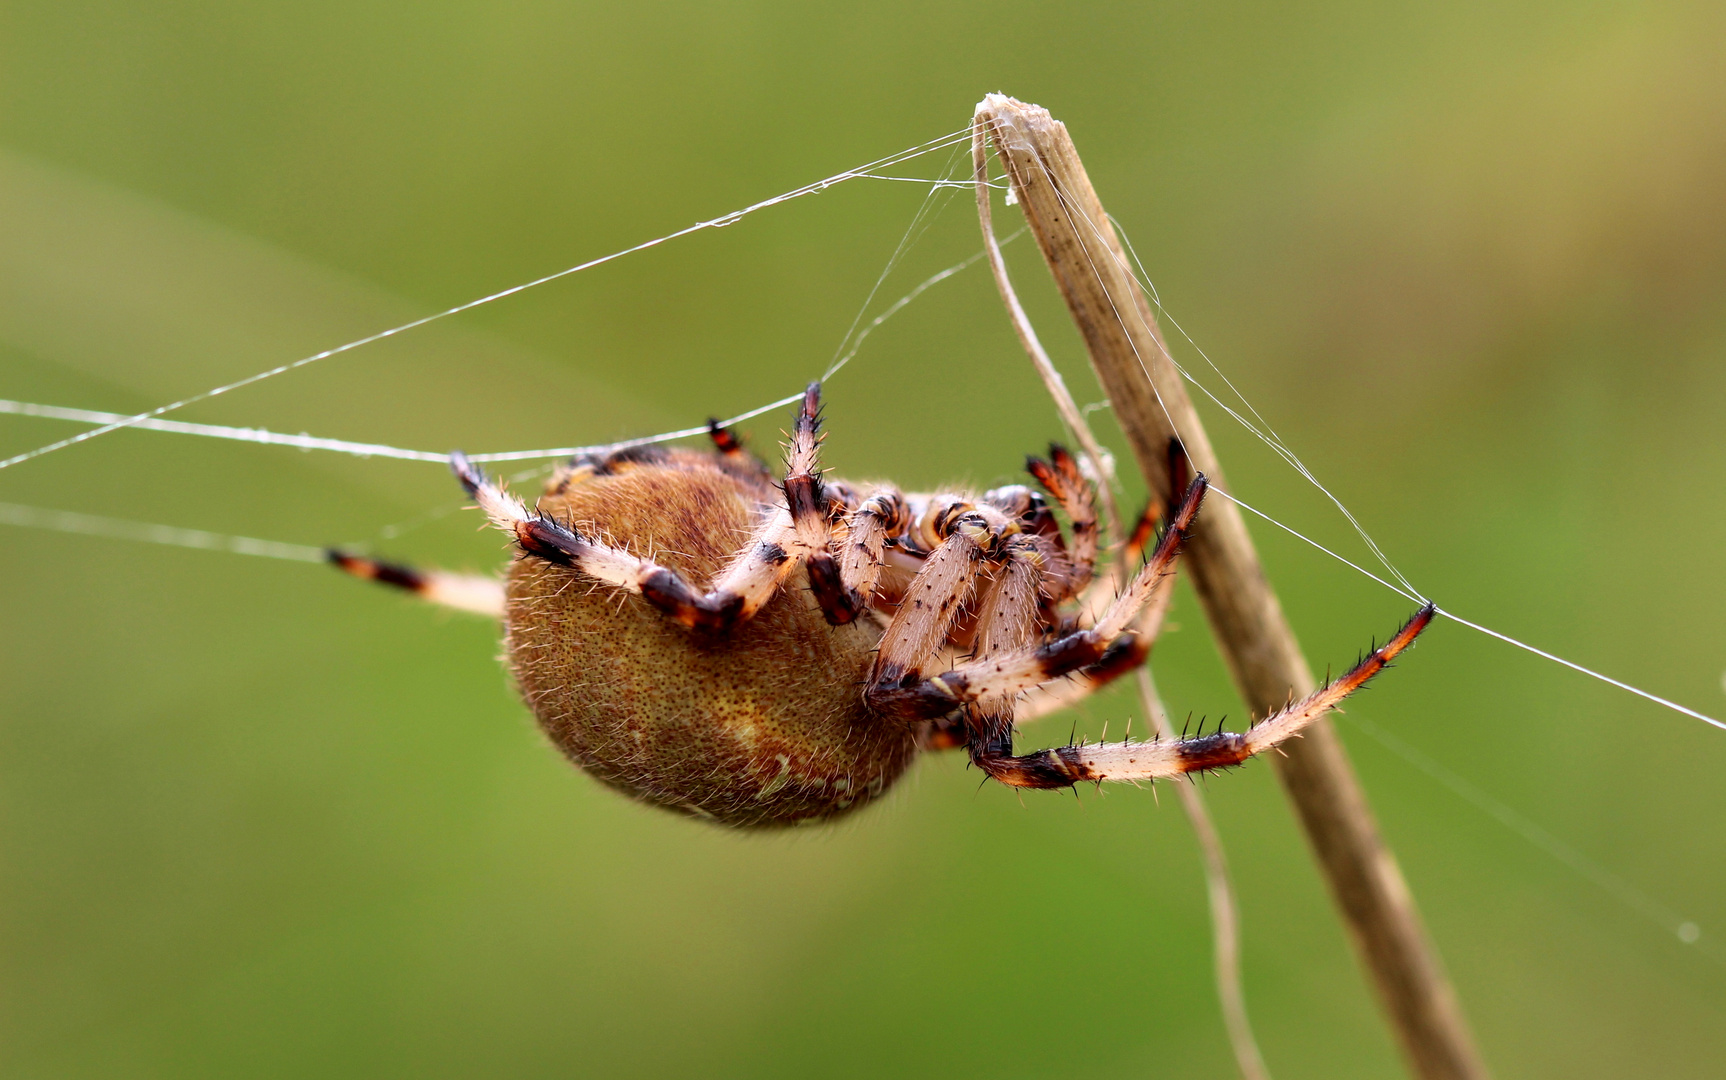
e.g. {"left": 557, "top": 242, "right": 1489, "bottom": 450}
{"left": 975, "top": 116, "right": 1270, "bottom": 1080}
{"left": 974, "top": 94, "right": 1488, "bottom": 1080}
{"left": 972, "top": 127, "right": 1123, "bottom": 544}
{"left": 1137, "top": 667, "right": 1272, "bottom": 1080}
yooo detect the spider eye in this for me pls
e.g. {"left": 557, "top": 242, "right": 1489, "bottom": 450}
{"left": 984, "top": 483, "right": 1042, "bottom": 518}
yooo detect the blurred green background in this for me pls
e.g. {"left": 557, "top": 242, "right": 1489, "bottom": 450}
{"left": 2, "top": 2, "right": 1723, "bottom": 1077}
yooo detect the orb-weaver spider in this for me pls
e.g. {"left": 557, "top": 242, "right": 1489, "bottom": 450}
{"left": 333, "top": 382, "right": 1431, "bottom": 827}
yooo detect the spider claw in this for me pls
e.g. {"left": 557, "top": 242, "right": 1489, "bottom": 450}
{"left": 706, "top": 418, "right": 746, "bottom": 456}
{"left": 798, "top": 382, "right": 823, "bottom": 427}
{"left": 449, "top": 449, "right": 484, "bottom": 498}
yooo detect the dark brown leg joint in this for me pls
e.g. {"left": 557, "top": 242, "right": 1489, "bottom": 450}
{"left": 968, "top": 727, "right": 1093, "bottom": 790}
{"left": 639, "top": 568, "right": 748, "bottom": 633}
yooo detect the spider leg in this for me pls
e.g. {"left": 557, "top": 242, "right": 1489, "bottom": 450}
{"left": 1075, "top": 435, "right": 1189, "bottom": 619}
{"left": 869, "top": 475, "right": 1207, "bottom": 721}
{"left": 1029, "top": 440, "right": 1194, "bottom": 716}
{"left": 1011, "top": 501, "right": 1187, "bottom": 723}
{"left": 1075, "top": 495, "right": 1159, "bottom": 621}
{"left": 1122, "top": 497, "right": 1161, "bottom": 566}
{"left": 707, "top": 417, "right": 774, "bottom": 480}
{"left": 900, "top": 522, "right": 1064, "bottom": 750}
{"left": 861, "top": 488, "right": 1034, "bottom": 699}
{"left": 1011, "top": 630, "right": 1153, "bottom": 723}
{"left": 869, "top": 472, "right": 1436, "bottom": 788}
{"left": 451, "top": 383, "right": 856, "bottom": 633}
{"left": 327, "top": 550, "right": 505, "bottom": 617}
{"left": 1023, "top": 443, "right": 1098, "bottom": 600}
{"left": 1020, "top": 495, "right": 1173, "bottom": 711}
{"left": 781, "top": 384, "right": 861, "bottom": 626}
{"left": 970, "top": 605, "right": 1435, "bottom": 788}
{"left": 834, "top": 488, "right": 911, "bottom": 616}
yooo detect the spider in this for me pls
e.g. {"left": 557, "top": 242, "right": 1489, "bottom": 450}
{"left": 332, "top": 383, "right": 1431, "bottom": 827}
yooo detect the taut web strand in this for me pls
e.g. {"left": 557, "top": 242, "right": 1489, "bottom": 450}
{"left": 0, "top": 127, "right": 974, "bottom": 474}
{"left": 991, "top": 138, "right": 1725, "bottom": 736}
{"left": 0, "top": 236, "right": 1013, "bottom": 467}
{"left": 4, "top": 123, "right": 1720, "bottom": 741}
{"left": 0, "top": 501, "right": 325, "bottom": 563}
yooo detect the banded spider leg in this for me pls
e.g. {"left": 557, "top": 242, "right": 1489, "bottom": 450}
{"left": 448, "top": 382, "right": 857, "bottom": 632}
{"left": 866, "top": 475, "right": 1435, "bottom": 788}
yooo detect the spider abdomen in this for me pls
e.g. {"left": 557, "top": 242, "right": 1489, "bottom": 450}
{"left": 504, "top": 457, "right": 914, "bottom": 827}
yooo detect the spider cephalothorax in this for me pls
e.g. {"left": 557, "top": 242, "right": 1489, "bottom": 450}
{"left": 334, "top": 383, "right": 1430, "bottom": 827}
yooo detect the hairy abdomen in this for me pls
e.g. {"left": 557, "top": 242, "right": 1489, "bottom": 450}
{"left": 503, "top": 461, "right": 912, "bottom": 827}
